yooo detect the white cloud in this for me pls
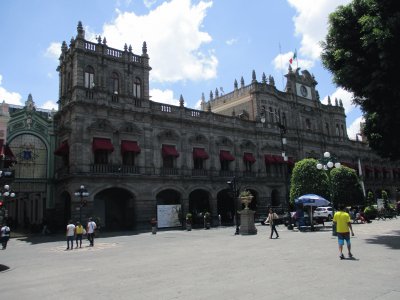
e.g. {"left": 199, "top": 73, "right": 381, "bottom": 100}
{"left": 40, "top": 100, "right": 58, "bottom": 110}
{"left": 273, "top": 51, "right": 314, "bottom": 72}
{"left": 347, "top": 115, "right": 364, "bottom": 140}
{"left": 150, "top": 88, "right": 180, "bottom": 106}
{"left": 100, "top": 0, "right": 216, "bottom": 83}
{"left": 321, "top": 88, "right": 354, "bottom": 114}
{"left": 0, "top": 74, "right": 23, "bottom": 105}
{"left": 45, "top": 42, "right": 62, "bottom": 61}
{"left": 287, "top": 0, "right": 351, "bottom": 60}
{"left": 226, "top": 38, "right": 238, "bottom": 46}
{"left": 143, "top": 0, "right": 157, "bottom": 9}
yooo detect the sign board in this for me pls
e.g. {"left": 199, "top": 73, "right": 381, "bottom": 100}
{"left": 157, "top": 204, "right": 182, "bottom": 228}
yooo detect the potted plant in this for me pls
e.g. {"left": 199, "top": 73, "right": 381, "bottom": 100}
{"left": 239, "top": 190, "right": 253, "bottom": 209}
{"left": 150, "top": 217, "right": 157, "bottom": 234}
{"left": 204, "top": 212, "right": 211, "bottom": 229}
{"left": 186, "top": 213, "right": 192, "bottom": 231}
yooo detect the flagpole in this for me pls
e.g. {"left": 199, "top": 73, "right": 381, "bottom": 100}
{"left": 279, "top": 42, "right": 284, "bottom": 90}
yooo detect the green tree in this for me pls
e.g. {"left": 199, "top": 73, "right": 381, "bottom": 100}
{"left": 321, "top": 0, "right": 400, "bottom": 159}
{"left": 330, "top": 166, "right": 364, "bottom": 207}
{"left": 289, "top": 158, "right": 329, "bottom": 205}
{"left": 366, "top": 191, "right": 375, "bottom": 206}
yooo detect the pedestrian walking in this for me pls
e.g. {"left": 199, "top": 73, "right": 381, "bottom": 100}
{"left": 266, "top": 208, "right": 279, "bottom": 239}
{"left": 75, "top": 221, "right": 84, "bottom": 248}
{"left": 86, "top": 217, "right": 97, "bottom": 247}
{"left": 66, "top": 220, "right": 75, "bottom": 250}
{"left": 333, "top": 205, "right": 355, "bottom": 259}
{"left": 1, "top": 222, "right": 11, "bottom": 250}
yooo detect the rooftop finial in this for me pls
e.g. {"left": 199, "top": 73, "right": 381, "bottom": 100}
{"left": 77, "top": 21, "right": 85, "bottom": 39}
{"left": 252, "top": 70, "right": 257, "bottom": 83}
{"left": 102, "top": 37, "right": 107, "bottom": 45}
{"left": 179, "top": 94, "right": 184, "bottom": 107}
{"left": 142, "top": 41, "right": 148, "bottom": 56}
{"left": 262, "top": 72, "right": 267, "bottom": 84}
{"left": 240, "top": 76, "right": 245, "bottom": 88}
{"left": 234, "top": 79, "right": 238, "bottom": 90}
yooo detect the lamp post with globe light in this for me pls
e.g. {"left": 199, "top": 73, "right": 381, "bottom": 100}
{"left": 74, "top": 185, "right": 90, "bottom": 223}
{"left": 316, "top": 151, "right": 341, "bottom": 236}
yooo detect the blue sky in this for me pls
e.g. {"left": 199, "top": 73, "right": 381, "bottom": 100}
{"left": 0, "top": 0, "right": 362, "bottom": 138}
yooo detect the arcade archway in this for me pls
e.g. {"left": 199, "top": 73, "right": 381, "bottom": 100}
{"left": 217, "top": 189, "right": 235, "bottom": 225}
{"left": 188, "top": 189, "right": 210, "bottom": 227}
{"left": 94, "top": 188, "right": 135, "bottom": 230}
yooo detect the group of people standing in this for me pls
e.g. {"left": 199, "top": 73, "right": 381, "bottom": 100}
{"left": 66, "top": 218, "right": 97, "bottom": 250}
{"left": 265, "top": 206, "right": 355, "bottom": 259}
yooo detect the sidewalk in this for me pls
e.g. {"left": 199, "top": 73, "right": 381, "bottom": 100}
{"left": 1, "top": 218, "right": 400, "bottom": 300}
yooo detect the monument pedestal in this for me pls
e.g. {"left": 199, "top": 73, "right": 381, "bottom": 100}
{"left": 239, "top": 209, "right": 257, "bottom": 235}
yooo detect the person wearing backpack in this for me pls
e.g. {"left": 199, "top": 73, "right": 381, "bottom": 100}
{"left": 1, "top": 222, "right": 11, "bottom": 250}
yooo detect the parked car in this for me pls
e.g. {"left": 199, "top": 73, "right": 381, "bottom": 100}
{"left": 313, "top": 206, "right": 333, "bottom": 221}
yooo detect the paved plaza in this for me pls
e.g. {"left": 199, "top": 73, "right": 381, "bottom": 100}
{"left": 1, "top": 218, "right": 400, "bottom": 300}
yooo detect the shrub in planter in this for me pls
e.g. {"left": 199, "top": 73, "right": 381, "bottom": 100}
{"left": 364, "top": 206, "right": 377, "bottom": 220}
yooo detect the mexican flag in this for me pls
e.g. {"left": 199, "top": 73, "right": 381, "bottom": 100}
{"left": 289, "top": 49, "right": 297, "bottom": 64}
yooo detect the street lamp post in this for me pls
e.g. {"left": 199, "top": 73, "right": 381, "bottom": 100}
{"left": 316, "top": 151, "right": 341, "bottom": 236}
{"left": 227, "top": 177, "right": 240, "bottom": 235}
{"left": 74, "top": 185, "right": 89, "bottom": 223}
{"left": 260, "top": 108, "right": 289, "bottom": 208}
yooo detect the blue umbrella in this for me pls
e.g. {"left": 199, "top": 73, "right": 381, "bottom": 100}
{"left": 295, "top": 194, "right": 330, "bottom": 207}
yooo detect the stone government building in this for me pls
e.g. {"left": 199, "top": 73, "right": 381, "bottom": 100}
{"left": 1, "top": 22, "right": 399, "bottom": 230}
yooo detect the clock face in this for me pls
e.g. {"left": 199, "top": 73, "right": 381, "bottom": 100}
{"left": 300, "top": 85, "right": 308, "bottom": 97}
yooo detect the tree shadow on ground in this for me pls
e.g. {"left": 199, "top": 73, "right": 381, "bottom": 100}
{"left": 365, "top": 230, "right": 400, "bottom": 250}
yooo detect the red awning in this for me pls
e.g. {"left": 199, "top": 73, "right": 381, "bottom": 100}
{"left": 364, "top": 166, "right": 373, "bottom": 172}
{"left": 287, "top": 157, "right": 295, "bottom": 166}
{"left": 54, "top": 141, "right": 69, "bottom": 156}
{"left": 382, "top": 167, "right": 390, "bottom": 173}
{"left": 121, "top": 140, "right": 141, "bottom": 154}
{"left": 220, "top": 150, "right": 235, "bottom": 161}
{"left": 264, "top": 155, "right": 276, "bottom": 164}
{"left": 162, "top": 145, "right": 179, "bottom": 158}
{"left": 374, "top": 167, "right": 382, "bottom": 173}
{"left": 92, "top": 138, "right": 114, "bottom": 152}
{"left": 193, "top": 148, "right": 209, "bottom": 159}
{"left": 274, "top": 155, "right": 284, "bottom": 163}
{"left": 243, "top": 152, "right": 256, "bottom": 163}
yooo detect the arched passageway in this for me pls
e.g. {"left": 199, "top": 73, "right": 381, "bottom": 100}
{"left": 94, "top": 188, "right": 134, "bottom": 230}
{"left": 217, "top": 189, "right": 235, "bottom": 225}
{"left": 188, "top": 189, "right": 210, "bottom": 227}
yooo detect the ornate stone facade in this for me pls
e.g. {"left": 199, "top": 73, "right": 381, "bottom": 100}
{"left": 49, "top": 22, "right": 399, "bottom": 230}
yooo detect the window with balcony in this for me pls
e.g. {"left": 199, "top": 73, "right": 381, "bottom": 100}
{"left": 193, "top": 148, "right": 209, "bottom": 170}
{"left": 84, "top": 66, "right": 95, "bottom": 89}
{"left": 133, "top": 77, "right": 141, "bottom": 98}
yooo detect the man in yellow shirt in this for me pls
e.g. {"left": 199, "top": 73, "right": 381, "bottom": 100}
{"left": 333, "top": 205, "right": 354, "bottom": 259}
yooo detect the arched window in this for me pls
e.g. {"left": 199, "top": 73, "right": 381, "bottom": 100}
{"left": 282, "top": 113, "right": 287, "bottom": 128}
{"left": 112, "top": 72, "right": 119, "bottom": 94}
{"left": 336, "top": 124, "right": 340, "bottom": 136}
{"left": 133, "top": 77, "right": 141, "bottom": 98}
{"left": 341, "top": 124, "right": 345, "bottom": 137}
{"left": 306, "top": 119, "right": 311, "bottom": 130}
{"left": 84, "top": 66, "right": 95, "bottom": 89}
{"left": 325, "top": 123, "right": 330, "bottom": 135}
